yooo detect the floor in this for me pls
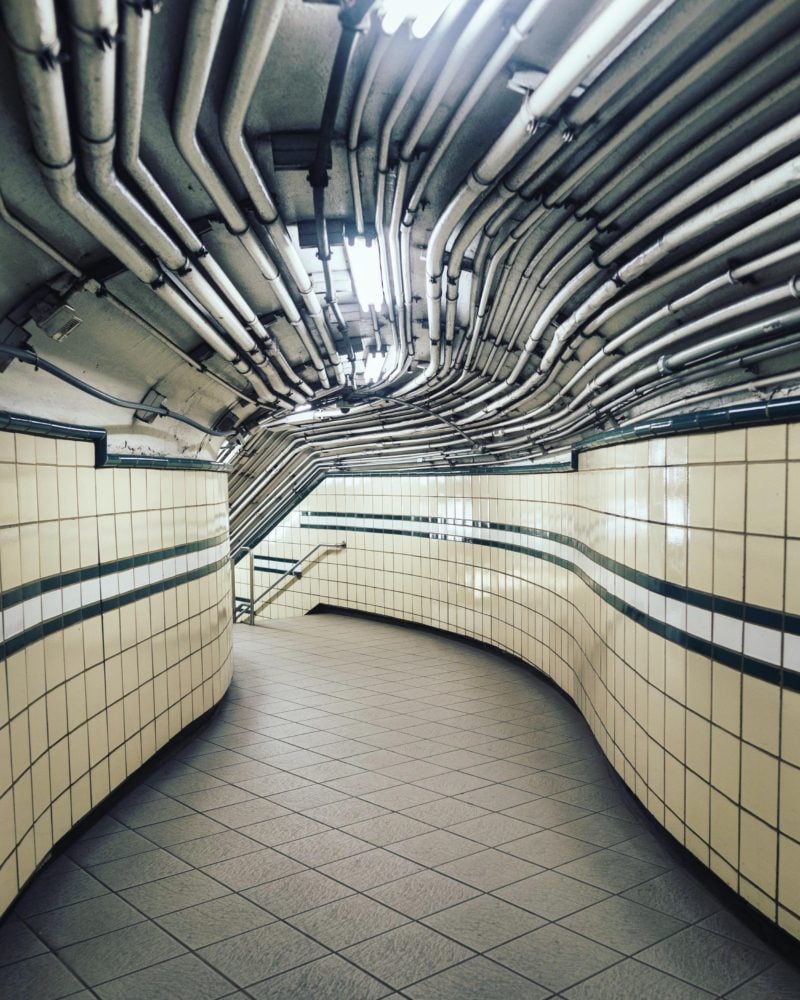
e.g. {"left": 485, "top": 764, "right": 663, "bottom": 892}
{"left": 2, "top": 614, "right": 800, "bottom": 999}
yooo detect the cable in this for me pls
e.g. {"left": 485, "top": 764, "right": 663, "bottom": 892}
{"left": 0, "top": 345, "right": 230, "bottom": 437}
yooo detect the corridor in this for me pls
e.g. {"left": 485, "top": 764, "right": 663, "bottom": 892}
{"left": 1, "top": 614, "right": 798, "bottom": 999}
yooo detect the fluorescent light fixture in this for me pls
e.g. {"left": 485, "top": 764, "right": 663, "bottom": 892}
{"left": 379, "top": 0, "right": 453, "bottom": 38}
{"left": 345, "top": 237, "right": 384, "bottom": 313}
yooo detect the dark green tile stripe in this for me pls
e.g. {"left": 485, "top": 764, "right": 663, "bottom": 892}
{"left": 0, "top": 533, "right": 228, "bottom": 612}
{"left": 302, "top": 511, "right": 788, "bottom": 634}
{"left": 300, "top": 513, "right": 795, "bottom": 693}
{"left": 0, "top": 555, "right": 230, "bottom": 662}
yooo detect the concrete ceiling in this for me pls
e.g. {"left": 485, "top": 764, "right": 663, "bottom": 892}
{"left": 1, "top": 0, "right": 799, "bottom": 546}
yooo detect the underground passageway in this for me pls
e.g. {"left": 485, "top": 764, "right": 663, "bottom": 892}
{"left": 1, "top": 613, "right": 798, "bottom": 999}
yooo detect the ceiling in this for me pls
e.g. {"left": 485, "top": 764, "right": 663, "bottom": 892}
{"left": 1, "top": 0, "right": 799, "bottom": 550}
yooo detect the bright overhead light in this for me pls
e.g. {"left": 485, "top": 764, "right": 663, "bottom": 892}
{"left": 379, "top": 0, "right": 453, "bottom": 38}
{"left": 363, "top": 351, "right": 384, "bottom": 384}
{"left": 345, "top": 237, "right": 384, "bottom": 313}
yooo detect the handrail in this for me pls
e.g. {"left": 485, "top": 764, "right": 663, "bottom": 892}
{"left": 235, "top": 541, "right": 346, "bottom": 623}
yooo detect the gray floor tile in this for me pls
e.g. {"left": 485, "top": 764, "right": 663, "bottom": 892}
{"left": 67, "top": 829, "right": 157, "bottom": 866}
{"left": 238, "top": 813, "right": 330, "bottom": 846}
{"left": 267, "top": 785, "right": 349, "bottom": 810}
{"left": 402, "top": 797, "right": 489, "bottom": 828}
{"left": 166, "top": 831, "right": 265, "bottom": 867}
{"left": 455, "top": 784, "right": 538, "bottom": 811}
{"left": 405, "top": 955, "right": 550, "bottom": 999}
{"left": 637, "top": 926, "right": 776, "bottom": 994}
{"left": 111, "top": 794, "right": 195, "bottom": 828}
{"left": 236, "top": 774, "right": 311, "bottom": 797}
{"left": 559, "top": 895, "right": 687, "bottom": 953}
{"left": 344, "top": 813, "right": 436, "bottom": 846}
{"left": 488, "top": 922, "right": 621, "bottom": 992}
{"left": 0, "top": 953, "right": 85, "bottom": 1000}
{"left": 289, "top": 894, "right": 408, "bottom": 950}
{"left": 447, "top": 813, "right": 540, "bottom": 846}
{"left": 423, "top": 894, "right": 545, "bottom": 951}
{"left": 277, "top": 829, "right": 373, "bottom": 866}
{"left": 93, "top": 953, "right": 234, "bottom": 1000}
{"left": 726, "top": 961, "right": 800, "bottom": 999}
{"left": 556, "top": 847, "right": 665, "bottom": 892}
{"left": 198, "top": 922, "right": 328, "bottom": 987}
{"left": 202, "top": 846, "right": 305, "bottom": 890}
{"left": 697, "top": 910, "right": 773, "bottom": 951}
{"left": 622, "top": 868, "right": 722, "bottom": 922}
{"left": 413, "top": 772, "right": 492, "bottom": 795}
{"left": 318, "top": 847, "right": 423, "bottom": 890}
{"left": 146, "top": 772, "right": 224, "bottom": 797}
{"left": 248, "top": 953, "right": 392, "bottom": 999}
{"left": 562, "top": 958, "right": 715, "bottom": 999}
{"left": 244, "top": 870, "right": 354, "bottom": 917}
{"left": 26, "top": 893, "right": 145, "bottom": 949}
{"left": 204, "top": 798, "right": 291, "bottom": 828}
{"left": 505, "top": 771, "right": 584, "bottom": 795}
{"left": 503, "top": 797, "right": 591, "bottom": 828}
{"left": 555, "top": 812, "right": 644, "bottom": 847}
{"left": 366, "top": 870, "right": 479, "bottom": 918}
{"left": 341, "top": 923, "right": 473, "bottom": 990}
{"left": 388, "top": 830, "right": 483, "bottom": 866}
{"left": 303, "top": 797, "right": 388, "bottom": 826}
{"left": 78, "top": 815, "right": 127, "bottom": 840}
{"left": 58, "top": 920, "right": 185, "bottom": 986}
{"left": 0, "top": 916, "right": 48, "bottom": 964}
{"left": 436, "top": 848, "right": 542, "bottom": 890}
{"left": 173, "top": 784, "right": 255, "bottom": 812}
{"left": 326, "top": 772, "right": 402, "bottom": 795}
{"left": 87, "top": 849, "right": 191, "bottom": 891}
{"left": 120, "top": 869, "right": 230, "bottom": 917}
{"left": 139, "top": 813, "right": 229, "bottom": 847}
{"left": 15, "top": 867, "right": 109, "bottom": 916}
{"left": 359, "top": 784, "right": 441, "bottom": 809}
{"left": 501, "top": 828, "right": 599, "bottom": 868}
{"left": 156, "top": 894, "right": 275, "bottom": 948}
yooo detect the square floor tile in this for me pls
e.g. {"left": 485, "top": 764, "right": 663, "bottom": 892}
{"left": 26, "top": 893, "right": 144, "bottom": 948}
{"left": 277, "top": 829, "right": 372, "bottom": 866}
{"left": 366, "top": 870, "right": 479, "bottom": 918}
{"left": 501, "top": 829, "right": 599, "bottom": 868}
{"left": 87, "top": 850, "right": 191, "bottom": 892}
{"left": 493, "top": 869, "right": 609, "bottom": 919}
{"left": 559, "top": 895, "right": 687, "bottom": 953}
{"left": 139, "top": 814, "right": 228, "bottom": 848}
{"left": 557, "top": 848, "right": 666, "bottom": 893}
{"left": 268, "top": 786, "right": 348, "bottom": 810}
{"left": 622, "top": 869, "right": 721, "bottom": 922}
{"left": 120, "top": 869, "right": 230, "bottom": 917}
{"left": 166, "top": 831, "right": 265, "bottom": 867}
{"left": 360, "top": 784, "right": 441, "bottom": 809}
{"left": 58, "top": 921, "right": 186, "bottom": 986}
{"left": 239, "top": 814, "right": 330, "bottom": 847}
{"left": 289, "top": 895, "right": 408, "bottom": 950}
{"left": 503, "top": 797, "right": 591, "bottom": 828}
{"left": 423, "top": 895, "right": 545, "bottom": 951}
{"left": 388, "top": 830, "right": 483, "bottom": 866}
{"left": 487, "top": 923, "right": 621, "bottom": 992}
{"left": 402, "top": 798, "right": 488, "bottom": 828}
{"left": 318, "top": 847, "right": 422, "bottom": 890}
{"left": 555, "top": 813, "right": 643, "bottom": 847}
{"left": 202, "top": 846, "right": 305, "bottom": 891}
{"left": 303, "top": 798, "right": 388, "bottom": 826}
{"left": 198, "top": 922, "right": 327, "bottom": 987}
{"left": 93, "top": 953, "right": 233, "bottom": 1000}
{"left": 156, "top": 894, "right": 275, "bottom": 948}
{"left": 413, "top": 772, "right": 492, "bottom": 795}
{"left": 436, "top": 848, "right": 542, "bottom": 890}
{"left": 341, "top": 923, "right": 473, "bottom": 990}
{"left": 244, "top": 870, "right": 354, "bottom": 917}
{"left": 726, "top": 961, "right": 800, "bottom": 1000}
{"left": 447, "top": 813, "right": 540, "bottom": 846}
{"left": 204, "top": 798, "right": 290, "bottom": 829}
{"left": 405, "top": 955, "right": 550, "bottom": 1000}
{"left": 0, "top": 953, "right": 85, "bottom": 999}
{"left": 562, "top": 957, "right": 714, "bottom": 999}
{"left": 456, "top": 785, "right": 538, "bottom": 811}
{"left": 637, "top": 926, "right": 775, "bottom": 994}
{"left": 342, "top": 813, "right": 435, "bottom": 846}
{"left": 15, "top": 867, "right": 109, "bottom": 916}
{"left": 0, "top": 916, "right": 48, "bottom": 964}
{"left": 68, "top": 830, "right": 157, "bottom": 867}
{"left": 247, "top": 953, "right": 391, "bottom": 1000}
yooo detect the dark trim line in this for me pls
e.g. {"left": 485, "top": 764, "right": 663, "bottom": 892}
{"left": 0, "top": 533, "right": 228, "bottom": 612}
{"left": 0, "top": 555, "right": 229, "bottom": 661}
{"left": 0, "top": 411, "right": 228, "bottom": 472}
{"left": 300, "top": 514, "right": 794, "bottom": 692}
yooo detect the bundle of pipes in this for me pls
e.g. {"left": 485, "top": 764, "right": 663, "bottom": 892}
{"left": 2, "top": 0, "right": 799, "bottom": 530}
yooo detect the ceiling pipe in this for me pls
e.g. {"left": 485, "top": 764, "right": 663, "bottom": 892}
{"left": 118, "top": 1, "right": 312, "bottom": 401}
{"left": 175, "top": 0, "right": 335, "bottom": 390}
{"left": 1, "top": 0, "right": 278, "bottom": 411}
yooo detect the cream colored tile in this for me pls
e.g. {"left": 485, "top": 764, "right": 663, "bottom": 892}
{"left": 787, "top": 463, "right": 800, "bottom": 538}
{"left": 747, "top": 424, "right": 786, "bottom": 462}
{"left": 744, "top": 535, "right": 783, "bottom": 610}
{"left": 740, "top": 812, "right": 777, "bottom": 896}
{"left": 714, "top": 465, "right": 745, "bottom": 532}
{"left": 746, "top": 463, "right": 786, "bottom": 536}
{"left": 713, "top": 532, "right": 744, "bottom": 602}
{"left": 687, "top": 529, "right": 713, "bottom": 592}
{"left": 741, "top": 744, "right": 778, "bottom": 825}
{"left": 712, "top": 662, "right": 741, "bottom": 735}
{"left": 710, "top": 725, "right": 739, "bottom": 799}
{"left": 687, "top": 466, "right": 714, "bottom": 528}
{"left": 783, "top": 689, "right": 800, "bottom": 767}
{"left": 779, "top": 762, "right": 800, "bottom": 841}
{"left": 0, "top": 464, "right": 19, "bottom": 526}
{"left": 710, "top": 789, "right": 738, "bottom": 865}
{"left": 741, "top": 675, "right": 780, "bottom": 755}
{"left": 716, "top": 428, "right": 746, "bottom": 463}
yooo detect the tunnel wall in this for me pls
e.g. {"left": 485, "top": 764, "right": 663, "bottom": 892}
{"left": 239, "top": 422, "right": 800, "bottom": 939}
{"left": 0, "top": 430, "right": 233, "bottom": 915}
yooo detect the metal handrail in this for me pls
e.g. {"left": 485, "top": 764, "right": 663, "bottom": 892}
{"left": 235, "top": 541, "right": 346, "bottom": 624}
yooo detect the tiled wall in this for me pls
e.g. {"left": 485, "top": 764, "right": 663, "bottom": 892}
{"left": 0, "top": 432, "right": 233, "bottom": 916}
{"left": 238, "top": 423, "right": 800, "bottom": 940}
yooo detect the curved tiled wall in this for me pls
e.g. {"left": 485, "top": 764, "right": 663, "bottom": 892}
{"left": 239, "top": 423, "right": 800, "bottom": 941}
{"left": 0, "top": 431, "right": 233, "bottom": 916}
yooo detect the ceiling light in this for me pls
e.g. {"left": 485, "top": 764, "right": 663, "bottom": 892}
{"left": 379, "top": 0, "right": 454, "bottom": 38}
{"left": 345, "top": 237, "right": 384, "bottom": 313}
